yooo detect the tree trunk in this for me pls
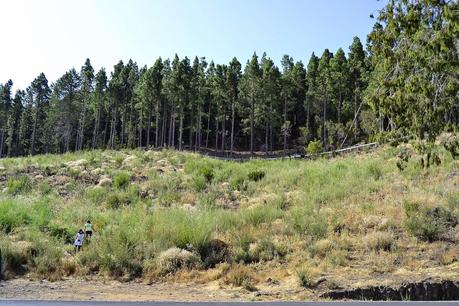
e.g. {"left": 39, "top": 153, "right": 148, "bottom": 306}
{"left": 354, "top": 81, "right": 359, "bottom": 138}
{"left": 179, "top": 105, "right": 184, "bottom": 151}
{"left": 265, "top": 119, "right": 268, "bottom": 155}
{"left": 221, "top": 110, "right": 226, "bottom": 153}
{"left": 206, "top": 103, "right": 211, "bottom": 148}
{"left": 92, "top": 106, "right": 100, "bottom": 149}
{"left": 146, "top": 108, "right": 151, "bottom": 148}
{"left": 250, "top": 96, "right": 254, "bottom": 157}
{"left": 215, "top": 120, "right": 219, "bottom": 152}
{"left": 283, "top": 97, "right": 287, "bottom": 154}
{"left": 338, "top": 89, "right": 342, "bottom": 125}
{"left": 269, "top": 102, "right": 273, "bottom": 154}
{"left": 0, "top": 130, "right": 4, "bottom": 158}
{"left": 323, "top": 95, "right": 327, "bottom": 147}
{"left": 139, "top": 107, "right": 143, "bottom": 148}
{"left": 155, "top": 99, "right": 160, "bottom": 148}
{"left": 31, "top": 104, "right": 39, "bottom": 155}
{"left": 230, "top": 98, "right": 235, "bottom": 156}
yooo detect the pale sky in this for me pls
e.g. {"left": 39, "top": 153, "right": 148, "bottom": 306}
{"left": 0, "top": 0, "right": 387, "bottom": 91}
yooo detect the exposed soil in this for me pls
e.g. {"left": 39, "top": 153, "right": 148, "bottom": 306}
{"left": 0, "top": 278, "right": 310, "bottom": 302}
{"left": 322, "top": 279, "right": 459, "bottom": 301}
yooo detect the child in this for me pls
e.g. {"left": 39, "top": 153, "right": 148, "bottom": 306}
{"left": 84, "top": 220, "right": 93, "bottom": 239}
{"left": 74, "top": 229, "right": 84, "bottom": 252}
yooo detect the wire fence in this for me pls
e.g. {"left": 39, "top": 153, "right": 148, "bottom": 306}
{"left": 189, "top": 142, "right": 380, "bottom": 162}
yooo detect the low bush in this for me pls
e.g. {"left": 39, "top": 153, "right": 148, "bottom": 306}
{"left": 199, "top": 239, "right": 230, "bottom": 268}
{"left": 223, "top": 265, "right": 257, "bottom": 291}
{"left": 306, "top": 140, "right": 323, "bottom": 155}
{"left": 198, "top": 166, "right": 214, "bottom": 183}
{"left": 290, "top": 207, "right": 328, "bottom": 239}
{"left": 113, "top": 171, "right": 131, "bottom": 189}
{"left": 309, "top": 239, "right": 334, "bottom": 258}
{"left": 248, "top": 170, "right": 265, "bottom": 182}
{"left": 6, "top": 176, "right": 31, "bottom": 195}
{"left": 296, "top": 267, "right": 315, "bottom": 288}
{"left": 251, "top": 237, "right": 287, "bottom": 262}
{"left": 404, "top": 204, "right": 458, "bottom": 242}
{"left": 363, "top": 231, "right": 394, "bottom": 251}
{"left": 0, "top": 238, "right": 28, "bottom": 279}
{"left": 156, "top": 247, "right": 202, "bottom": 275}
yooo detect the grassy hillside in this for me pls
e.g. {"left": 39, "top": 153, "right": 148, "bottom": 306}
{"left": 0, "top": 146, "right": 458, "bottom": 295}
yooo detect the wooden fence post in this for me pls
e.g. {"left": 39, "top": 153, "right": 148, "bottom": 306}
{"left": 0, "top": 249, "right": 2, "bottom": 282}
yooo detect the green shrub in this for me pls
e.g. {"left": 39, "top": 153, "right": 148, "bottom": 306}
{"left": 229, "top": 175, "right": 246, "bottom": 191}
{"left": 306, "top": 140, "right": 323, "bottom": 155}
{"left": 6, "top": 176, "right": 31, "bottom": 195}
{"left": 223, "top": 265, "right": 257, "bottom": 291}
{"left": 113, "top": 171, "right": 131, "bottom": 189}
{"left": 199, "top": 239, "right": 230, "bottom": 268}
{"left": 0, "top": 199, "right": 32, "bottom": 233}
{"left": 367, "top": 163, "right": 383, "bottom": 180}
{"left": 297, "top": 267, "right": 315, "bottom": 288}
{"left": 290, "top": 207, "right": 328, "bottom": 239}
{"left": 439, "top": 132, "right": 459, "bottom": 159}
{"left": 0, "top": 238, "right": 28, "bottom": 279}
{"left": 251, "top": 237, "right": 286, "bottom": 262}
{"left": 105, "top": 191, "right": 136, "bottom": 209}
{"left": 84, "top": 187, "right": 107, "bottom": 204}
{"left": 248, "top": 170, "right": 265, "bottom": 182}
{"left": 68, "top": 168, "right": 80, "bottom": 179}
{"left": 363, "top": 231, "right": 394, "bottom": 251}
{"left": 198, "top": 166, "right": 214, "bottom": 183}
{"left": 404, "top": 205, "right": 457, "bottom": 242}
{"left": 191, "top": 175, "right": 208, "bottom": 192}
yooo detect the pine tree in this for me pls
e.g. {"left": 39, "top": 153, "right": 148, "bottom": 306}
{"left": 30, "top": 73, "right": 51, "bottom": 155}
{"left": 239, "top": 53, "right": 261, "bottom": 156}
{"left": 348, "top": 37, "right": 367, "bottom": 138}
{"left": 0, "top": 80, "right": 13, "bottom": 157}
{"left": 226, "top": 57, "right": 241, "bottom": 156}
{"left": 6, "top": 90, "right": 24, "bottom": 156}
{"left": 76, "top": 59, "right": 94, "bottom": 151}
{"left": 305, "top": 53, "right": 320, "bottom": 142}
{"left": 317, "top": 49, "right": 333, "bottom": 147}
{"left": 92, "top": 68, "right": 108, "bottom": 149}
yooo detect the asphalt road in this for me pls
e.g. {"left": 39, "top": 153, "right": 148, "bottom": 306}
{"left": 1, "top": 302, "right": 458, "bottom": 306}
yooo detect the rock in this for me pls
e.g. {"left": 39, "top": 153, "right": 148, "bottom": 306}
{"left": 66, "top": 159, "right": 88, "bottom": 168}
{"left": 98, "top": 177, "right": 112, "bottom": 187}
{"left": 91, "top": 168, "right": 103, "bottom": 175}
{"left": 321, "top": 280, "right": 459, "bottom": 301}
{"left": 34, "top": 174, "right": 44, "bottom": 180}
{"left": 122, "top": 155, "right": 137, "bottom": 166}
{"left": 182, "top": 203, "right": 197, "bottom": 213}
{"left": 0, "top": 166, "right": 5, "bottom": 171}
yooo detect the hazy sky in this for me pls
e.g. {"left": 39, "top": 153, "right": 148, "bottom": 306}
{"left": 0, "top": 0, "right": 387, "bottom": 90}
